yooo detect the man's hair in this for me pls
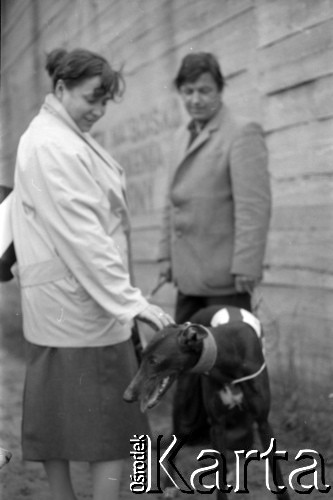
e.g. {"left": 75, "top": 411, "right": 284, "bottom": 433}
{"left": 174, "top": 52, "right": 225, "bottom": 92}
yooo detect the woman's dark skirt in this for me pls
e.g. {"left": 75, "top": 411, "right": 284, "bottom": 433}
{"left": 22, "top": 339, "right": 150, "bottom": 462}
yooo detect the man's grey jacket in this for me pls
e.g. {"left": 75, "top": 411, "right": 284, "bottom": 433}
{"left": 158, "top": 104, "right": 271, "bottom": 296}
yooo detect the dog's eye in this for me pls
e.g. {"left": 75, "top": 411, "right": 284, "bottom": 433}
{"left": 148, "top": 356, "right": 159, "bottom": 366}
{"left": 148, "top": 356, "right": 168, "bottom": 369}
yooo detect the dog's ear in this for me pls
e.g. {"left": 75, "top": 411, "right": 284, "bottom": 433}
{"left": 178, "top": 323, "right": 208, "bottom": 349}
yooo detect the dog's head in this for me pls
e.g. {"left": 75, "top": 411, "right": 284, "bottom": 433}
{"left": 123, "top": 323, "right": 208, "bottom": 412}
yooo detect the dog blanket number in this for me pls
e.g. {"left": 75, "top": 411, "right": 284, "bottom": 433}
{"left": 211, "top": 307, "right": 264, "bottom": 351}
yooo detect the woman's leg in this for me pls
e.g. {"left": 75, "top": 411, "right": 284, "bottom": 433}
{"left": 90, "top": 459, "right": 124, "bottom": 500}
{"left": 43, "top": 460, "right": 77, "bottom": 500}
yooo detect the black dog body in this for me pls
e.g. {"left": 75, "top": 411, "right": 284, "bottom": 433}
{"left": 190, "top": 306, "right": 270, "bottom": 423}
{"left": 124, "top": 305, "right": 289, "bottom": 499}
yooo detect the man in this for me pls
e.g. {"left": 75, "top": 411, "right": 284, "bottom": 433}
{"left": 158, "top": 52, "right": 271, "bottom": 444}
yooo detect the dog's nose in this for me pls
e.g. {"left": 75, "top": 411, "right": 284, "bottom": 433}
{"left": 123, "top": 385, "right": 136, "bottom": 402}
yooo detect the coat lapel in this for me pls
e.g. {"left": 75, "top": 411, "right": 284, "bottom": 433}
{"left": 172, "top": 105, "right": 225, "bottom": 179}
{"left": 42, "top": 94, "right": 130, "bottom": 228}
{"left": 186, "top": 125, "right": 211, "bottom": 157}
{"left": 173, "top": 128, "right": 189, "bottom": 167}
{"left": 43, "top": 94, "right": 124, "bottom": 176}
{"left": 43, "top": 93, "right": 128, "bottom": 194}
{"left": 82, "top": 134, "right": 130, "bottom": 227}
{"left": 82, "top": 133, "right": 124, "bottom": 176}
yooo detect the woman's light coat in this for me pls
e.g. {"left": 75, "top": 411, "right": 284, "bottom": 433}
{"left": 12, "top": 94, "right": 148, "bottom": 347}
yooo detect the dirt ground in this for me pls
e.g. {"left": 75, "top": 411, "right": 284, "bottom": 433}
{"left": 1, "top": 281, "right": 332, "bottom": 499}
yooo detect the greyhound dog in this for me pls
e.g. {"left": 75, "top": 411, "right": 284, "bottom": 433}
{"left": 124, "top": 305, "right": 290, "bottom": 500}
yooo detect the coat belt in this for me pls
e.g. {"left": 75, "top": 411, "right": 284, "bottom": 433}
{"left": 19, "top": 257, "right": 69, "bottom": 287}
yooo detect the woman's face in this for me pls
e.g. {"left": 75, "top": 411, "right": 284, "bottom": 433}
{"left": 56, "top": 76, "right": 110, "bottom": 132}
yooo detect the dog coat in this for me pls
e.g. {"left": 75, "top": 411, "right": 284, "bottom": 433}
{"left": 211, "top": 306, "right": 262, "bottom": 342}
{"left": 211, "top": 307, "right": 266, "bottom": 409}
{"left": 190, "top": 306, "right": 265, "bottom": 379}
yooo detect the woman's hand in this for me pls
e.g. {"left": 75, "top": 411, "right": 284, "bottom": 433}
{"left": 136, "top": 304, "right": 174, "bottom": 331}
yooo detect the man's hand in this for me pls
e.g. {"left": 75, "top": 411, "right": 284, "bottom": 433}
{"left": 234, "top": 274, "right": 258, "bottom": 294}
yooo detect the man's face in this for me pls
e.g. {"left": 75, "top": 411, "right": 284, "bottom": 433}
{"left": 179, "top": 72, "right": 221, "bottom": 123}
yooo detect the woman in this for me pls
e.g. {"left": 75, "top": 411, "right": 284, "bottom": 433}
{"left": 11, "top": 48, "right": 173, "bottom": 500}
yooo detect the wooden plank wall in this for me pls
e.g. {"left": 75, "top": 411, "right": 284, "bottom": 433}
{"left": 1, "top": 0, "right": 333, "bottom": 432}
{"left": 256, "top": 0, "right": 333, "bottom": 433}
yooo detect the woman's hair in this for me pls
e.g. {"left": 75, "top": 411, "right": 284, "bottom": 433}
{"left": 45, "top": 48, "right": 125, "bottom": 100}
{"left": 174, "top": 52, "right": 225, "bottom": 92}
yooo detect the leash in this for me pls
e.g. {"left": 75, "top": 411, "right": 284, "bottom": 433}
{"left": 231, "top": 361, "right": 266, "bottom": 385}
{"left": 229, "top": 295, "right": 268, "bottom": 384}
{"left": 251, "top": 287, "right": 280, "bottom": 353}
{"left": 189, "top": 325, "right": 266, "bottom": 383}
{"left": 145, "top": 276, "right": 168, "bottom": 301}
{"left": 188, "top": 305, "right": 268, "bottom": 383}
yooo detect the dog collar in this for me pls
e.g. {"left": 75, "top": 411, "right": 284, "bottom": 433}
{"left": 189, "top": 326, "right": 218, "bottom": 374}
